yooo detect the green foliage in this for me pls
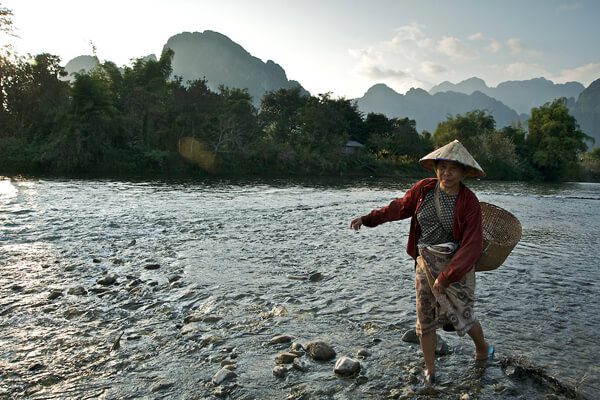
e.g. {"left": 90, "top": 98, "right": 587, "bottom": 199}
{"left": 526, "top": 98, "right": 592, "bottom": 180}
{"left": 432, "top": 109, "right": 495, "bottom": 151}
{"left": 0, "top": 34, "right": 598, "bottom": 181}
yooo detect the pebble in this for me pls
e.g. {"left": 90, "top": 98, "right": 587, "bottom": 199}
{"left": 47, "top": 290, "right": 63, "bottom": 300}
{"left": 401, "top": 329, "right": 419, "bottom": 344}
{"left": 308, "top": 272, "right": 323, "bottom": 282}
{"left": 357, "top": 348, "right": 372, "bottom": 358}
{"left": 274, "top": 351, "right": 299, "bottom": 364}
{"left": 401, "top": 329, "right": 449, "bottom": 355}
{"left": 273, "top": 366, "right": 288, "bottom": 378}
{"left": 303, "top": 341, "right": 336, "bottom": 361}
{"left": 269, "top": 334, "right": 293, "bottom": 345}
{"left": 151, "top": 381, "right": 173, "bottom": 393}
{"left": 97, "top": 275, "right": 117, "bottom": 286}
{"left": 291, "top": 359, "right": 309, "bottom": 372}
{"left": 67, "top": 286, "right": 87, "bottom": 296}
{"left": 212, "top": 368, "right": 237, "bottom": 386}
{"left": 144, "top": 263, "right": 160, "bottom": 270}
{"left": 333, "top": 357, "right": 361, "bottom": 377}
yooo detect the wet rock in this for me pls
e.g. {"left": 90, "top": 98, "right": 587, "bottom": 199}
{"left": 128, "top": 278, "right": 144, "bottom": 288}
{"left": 151, "top": 381, "right": 173, "bottom": 392}
{"left": 333, "top": 357, "right": 361, "bottom": 377}
{"left": 212, "top": 386, "right": 230, "bottom": 397}
{"left": 269, "top": 334, "right": 293, "bottom": 345}
{"left": 47, "top": 290, "right": 63, "bottom": 300}
{"left": 168, "top": 274, "right": 181, "bottom": 283}
{"left": 111, "top": 332, "right": 124, "bottom": 351}
{"left": 97, "top": 275, "right": 117, "bottom": 286}
{"left": 356, "top": 348, "right": 372, "bottom": 358}
{"left": 144, "top": 263, "right": 160, "bottom": 270}
{"left": 460, "top": 394, "right": 470, "bottom": 400}
{"left": 10, "top": 284, "right": 24, "bottom": 292}
{"left": 303, "top": 341, "right": 336, "bottom": 361}
{"left": 209, "top": 354, "right": 227, "bottom": 364}
{"left": 401, "top": 329, "right": 419, "bottom": 344}
{"left": 435, "top": 337, "right": 450, "bottom": 355}
{"left": 221, "top": 360, "right": 236, "bottom": 369}
{"left": 39, "top": 373, "right": 64, "bottom": 386}
{"left": 308, "top": 272, "right": 323, "bottom": 282}
{"left": 273, "top": 366, "right": 288, "bottom": 378}
{"left": 291, "top": 342, "right": 304, "bottom": 352}
{"left": 67, "top": 286, "right": 87, "bottom": 296}
{"left": 92, "top": 258, "right": 102, "bottom": 263}
{"left": 274, "top": 351, "right": 299, "bottom": 364}
{"left": 291, "top": 359, "right": 309, "bottom": 372}
{"left": 28, "top": 363, "right": 45, "bottom": 372}
{"left": 401, "top": 329, "right": 449, "bottom": 354}
{"left": 128, "top": 239, "right": 136, "bottom": 247}
{"left": 112, "top": 258, "right": 123, "bottom": 265}
{"left": 212, "top": 368, "right": 237, "bottom": 385}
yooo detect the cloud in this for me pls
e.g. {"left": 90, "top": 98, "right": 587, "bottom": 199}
{"left": 507, "top": 38, "right": 541, "bottom": 57}
{"left": 469, "top": 32, "right": 501, "bottom": 53}
{"left": 505, "top": 62, "right": 550, "bottom": 79}
{"left": 507, "top": 38, "right": 526, "bottom": 54}
{"left": 421, "top": 61, "right": 448, "bottom": 76}
{"left": 468, "top": 33, "right": 485, "bottom": 41}
{"left": 552, "top": 63, "right": 600, "bottom": 86}
{"left": 390, "top": 23, "right": 434, "bottom": 50}
{"left": 437, "top": 36, "right": 472, "bottom": 59}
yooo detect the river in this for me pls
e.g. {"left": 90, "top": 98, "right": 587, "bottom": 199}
{"left": 0, "top": 176, "right": 598, "bottom": 399}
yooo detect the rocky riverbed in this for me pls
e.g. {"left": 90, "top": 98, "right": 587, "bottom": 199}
{"left": 1, "top": 177, "right": 597, "bottom": 399}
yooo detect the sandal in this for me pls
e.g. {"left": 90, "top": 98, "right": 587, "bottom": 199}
{"left": 476, "top": 345, "right": 494, "bottom": 361}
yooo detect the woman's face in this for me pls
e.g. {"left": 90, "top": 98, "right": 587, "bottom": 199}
{"left": 436, "top": 160, "right": 466, "bottom": 193}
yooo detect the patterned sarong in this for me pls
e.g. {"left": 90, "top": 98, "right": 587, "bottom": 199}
{"left": 415, "top": 246, "right": 476, "bottom": 337}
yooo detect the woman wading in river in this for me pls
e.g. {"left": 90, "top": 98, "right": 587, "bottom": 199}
{"left": 350, "top": 140, "right": 494, "bottom": 384}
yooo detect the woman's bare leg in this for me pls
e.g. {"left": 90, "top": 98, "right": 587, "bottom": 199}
{"left": 419, "top": 331, "right": 437, "bottom": 376}
{"left": 467, "top": 321, "right": 490, "bottom": 359}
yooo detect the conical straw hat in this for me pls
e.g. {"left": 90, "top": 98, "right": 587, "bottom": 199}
{"left": 419, "top": 140, "right": 486, "bottom": 178}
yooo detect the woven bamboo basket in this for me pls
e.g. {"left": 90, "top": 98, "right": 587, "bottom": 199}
{"left": 475, "top": 202, "right": 522, "bottom": 272}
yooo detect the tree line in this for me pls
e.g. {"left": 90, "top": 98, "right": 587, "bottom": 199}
{"left": 1, "top": 8, "right": 598, "bottom": 181}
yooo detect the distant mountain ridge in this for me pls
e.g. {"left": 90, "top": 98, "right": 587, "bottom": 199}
{"left": 429, "top": 77, "right": 585, "bottom": 115}
{"left": 163, "top": 31, "right": 307, "bottom": 105}
{"left": 570, "top": 78, "right": 600, "bottom": 147}
{"left": 61, "top": 30, "right": 599, "bottom": 148}
{"left": 355, "top": 83, "right": 523, "bottom": 133}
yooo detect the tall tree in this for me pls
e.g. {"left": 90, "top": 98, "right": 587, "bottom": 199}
{"left": 526, "top": 98, "right": 592, "bottom": 180}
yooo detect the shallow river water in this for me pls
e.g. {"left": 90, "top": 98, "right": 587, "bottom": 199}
{"left": 0, "top": 176, "right": 599, "bottom": 399}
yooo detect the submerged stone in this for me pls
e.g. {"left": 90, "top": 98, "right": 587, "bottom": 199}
{"left": 303, "top": 341, "right": 336, "bottom": 361}
{"left": 334, "top": 357, "right": 361, "bottom": 376}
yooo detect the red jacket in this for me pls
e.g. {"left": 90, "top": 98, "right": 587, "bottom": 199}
{"left": 361, "top": 178, "right": 483, "bottom": 287}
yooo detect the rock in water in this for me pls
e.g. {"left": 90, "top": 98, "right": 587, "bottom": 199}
{"left": 302, "top": 341, "right": 336, "bottom": 361}
{"left": 269, "top": 334, "right": 293, "bottom": 345}
{"left": 334, "top": 357, "right": 361, "bottom": 376}
{"left": 274, "top": 351, "right": 299, "bottom": 364}
{"left": 401, "top": 329, "right": 419, "bottom": 344}
{"left": 273, "top": 366, "right": 288, "bottom": 378}
{"left": 212, "top": 368, "right": 237, "bottom": 386}
{"left": 97, "top": 275, "right": 117, "bottom": 286}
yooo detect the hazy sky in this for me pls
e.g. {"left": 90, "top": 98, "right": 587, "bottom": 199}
{"left": 3, "top": 0, "right": 599, "bottom": 98}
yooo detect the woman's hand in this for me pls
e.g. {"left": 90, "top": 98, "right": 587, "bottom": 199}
{"left": 350, "top": 217, "right": 363, "bottom": 231}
